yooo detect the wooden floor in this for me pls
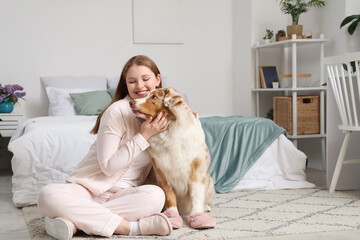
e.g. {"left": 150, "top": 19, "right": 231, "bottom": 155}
{"left": 0, "top": 168, "right": 359, "bottom": 240}
{"left": 0, "top": 169, "right": 31, "bottom": 239}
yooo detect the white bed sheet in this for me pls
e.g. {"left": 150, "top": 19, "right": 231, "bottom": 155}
{"left": 8, "top": 116, "right": 314, "bottom": 207}
{"left": 9, "top": 116, "right": 97, "bottom": 207}
{"left": 232, "top": 134, "right": 315, "bottom": 191}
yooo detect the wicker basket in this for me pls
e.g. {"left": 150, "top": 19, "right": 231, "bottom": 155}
{"left": 273, "top": 96, "right": 320, "bottom": 135}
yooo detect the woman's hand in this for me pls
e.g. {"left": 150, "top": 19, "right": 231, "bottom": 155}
{"left": 139, "top": 111, "right": 168, "bottom": 140}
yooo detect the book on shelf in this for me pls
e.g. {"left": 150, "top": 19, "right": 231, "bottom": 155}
{"left": 258, "top": 67, "right": 265, "bottom": 88}
{"left": 259, "top": 66, "right": 279, "bottom": 88}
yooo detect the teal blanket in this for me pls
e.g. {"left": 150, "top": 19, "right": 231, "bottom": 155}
{"left": 200, "top": 116, "right": 285, "bottom": 193}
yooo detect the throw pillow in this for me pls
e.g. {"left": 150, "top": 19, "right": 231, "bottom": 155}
{"left": 70, "top": 90, "right": 112, "bottom": 115}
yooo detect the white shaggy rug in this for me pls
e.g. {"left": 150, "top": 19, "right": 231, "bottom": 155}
{"left": 22, "top": 188, "right": 360, "bottom": 240}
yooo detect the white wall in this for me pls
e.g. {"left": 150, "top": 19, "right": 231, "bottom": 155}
{"left": 250, "top": 0, "right": 287, "bottom": 117}
{"left": 0, "top": 0, "right": 234, "bottom": 119}
{"left": 232, "top": 0, "right": 252, "bottom": 116}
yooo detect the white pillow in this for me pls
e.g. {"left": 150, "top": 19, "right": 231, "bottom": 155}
{"left": 46, "top": 87, "right": 95, "bottom": 116}
{"left": 41, "top": 76, "right": 107, "bottom": 90}
{"left": 106, "top": 76, "right": 120, "bottom": 89}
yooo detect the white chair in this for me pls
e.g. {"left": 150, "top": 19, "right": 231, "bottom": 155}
{"left": 324, "top": 51, "right": 360, "bottom": 193}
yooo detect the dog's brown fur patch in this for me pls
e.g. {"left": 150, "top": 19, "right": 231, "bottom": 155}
{"left": 137, "top": 89, "right": 175, "bottom": 120}
{"left": 189, "top": 158, "right": 201, "bottom": 182}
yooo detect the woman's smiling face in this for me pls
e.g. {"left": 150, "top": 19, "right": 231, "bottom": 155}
{"left": 126, "top": 64, "right": 161, "bottom": 99}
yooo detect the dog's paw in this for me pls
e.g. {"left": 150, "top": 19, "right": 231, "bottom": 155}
{"left": 187, "top": 212, "right": 216, "bottom": 229}
{"left": 163, "top": 208, "right": 183, "bottom": 229}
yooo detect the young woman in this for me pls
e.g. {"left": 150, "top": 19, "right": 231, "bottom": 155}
{"left": 38, "top": 55, "right": 175, "bottom": 240}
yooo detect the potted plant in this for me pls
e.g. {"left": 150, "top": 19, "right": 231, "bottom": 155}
{"left": 266, "top": 108, "right": 274, "bottom": 120}
{"left": 0, "top": 84, "right": 26, "bottom": 113}
{"left": 278, "top": 0, "right": 326, "bottom": 37}
{"left": 263, "top": 29, "right": 274, "bottom": 44}
{"left": 276, "top": 29, "right": 286, "bottom": 41}
{"left": 272, "top": 78, "right": 280, "bottom": 88}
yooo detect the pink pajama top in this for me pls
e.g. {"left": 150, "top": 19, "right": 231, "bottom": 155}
{"left": 67, "top": 96, "right": 152, "bottom": 196}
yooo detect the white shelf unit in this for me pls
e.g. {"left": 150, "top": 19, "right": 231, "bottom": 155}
{"left": 0, "top": 113, "right": 23, "bottom": 137}
{"left": 252, "top": 35, "right": 329, "bottom": 168}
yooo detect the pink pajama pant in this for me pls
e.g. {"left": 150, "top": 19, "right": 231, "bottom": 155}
{"left": 37, "top": 183, "right": 165, "bottom": 237}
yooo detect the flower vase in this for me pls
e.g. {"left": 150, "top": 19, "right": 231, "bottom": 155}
{"left": 0, "top": 99, "right": 14, "bottom": 113}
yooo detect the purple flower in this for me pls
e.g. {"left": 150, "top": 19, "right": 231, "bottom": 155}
{"left": 0, "top": 84, "right": 26, "bottom": 105}
{"left": 4, "top": 85, "right": 15, "bottom": 95}
{"left": 14, "top": 92, "right": 26, "bottom": 98}
{"left": 0, "top": 94, "right": 6, "bottom": 103}
{"left": 13, "top": 84, "right": 24, "bottom": 91}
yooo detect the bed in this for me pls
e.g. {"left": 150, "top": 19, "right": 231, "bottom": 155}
{"left": 8, "top": 76, "right": 314, "bottom": 207}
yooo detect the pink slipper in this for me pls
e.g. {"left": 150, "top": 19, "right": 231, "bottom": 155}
{"left": 163, "top": 209, "right": 183, "bottom": 229}
{"left": 187, "top": 212, "right": 216, "bottom": 229}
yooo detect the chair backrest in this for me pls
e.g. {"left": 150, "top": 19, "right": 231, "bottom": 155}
{"left": 324, "top": 52, "right": 360, "bottom": 129}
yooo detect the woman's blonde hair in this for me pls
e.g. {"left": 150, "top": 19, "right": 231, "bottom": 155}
{"left": 90, "top": 55, "right": 162, "bottom": 134}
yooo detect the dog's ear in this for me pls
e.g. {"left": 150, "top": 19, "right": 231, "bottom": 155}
{"left": 163, "top": 87, "right": 183, "bottom": 109}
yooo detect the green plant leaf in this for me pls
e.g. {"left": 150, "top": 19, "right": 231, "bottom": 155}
{"left": 340, "top": 15, "right": 360, "bottom": 28}
{"left": 308, "top": 0, "right": 325, "bottom": 8}
{"left": 340, "top": 16, "right": 354, "bottom": 28}
{"left": 266, "top": 108, "right": 273, "bottom": 120}
{"left": 348, "top": 19, "right": 360, "bottom": 35}
{"left": 343, "top": 61, "right": 359, "bottom": 73}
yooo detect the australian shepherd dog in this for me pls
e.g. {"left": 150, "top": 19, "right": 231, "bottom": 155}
{"left": 130, "top": 87, "right": 216, "bottom": 229}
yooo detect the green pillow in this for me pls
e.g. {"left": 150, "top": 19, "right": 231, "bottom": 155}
{"left": 70, "top": 90, "right": 112, "bottom": 115}
{"left": 107, "top": 88, "right": 116, "bottom": 98}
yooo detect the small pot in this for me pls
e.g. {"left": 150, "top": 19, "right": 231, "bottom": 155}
{"left": 276, "top": 32, "right": 286, "bottom": 41}
{"left": 263, "top": 39, "right": 271, "bottom": 44}
{"left": 286, "top": 25, "right": 303, "bottom": 37}
{"left": 272, "top": 82, "right": 279, "bottom": 89}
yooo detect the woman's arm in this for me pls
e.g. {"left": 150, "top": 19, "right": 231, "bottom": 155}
{"left": 96, "top": 109, "right": 145, "bottom": 176}
{"left": 96, "top": 105, "right": 167, "bottom": 177}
